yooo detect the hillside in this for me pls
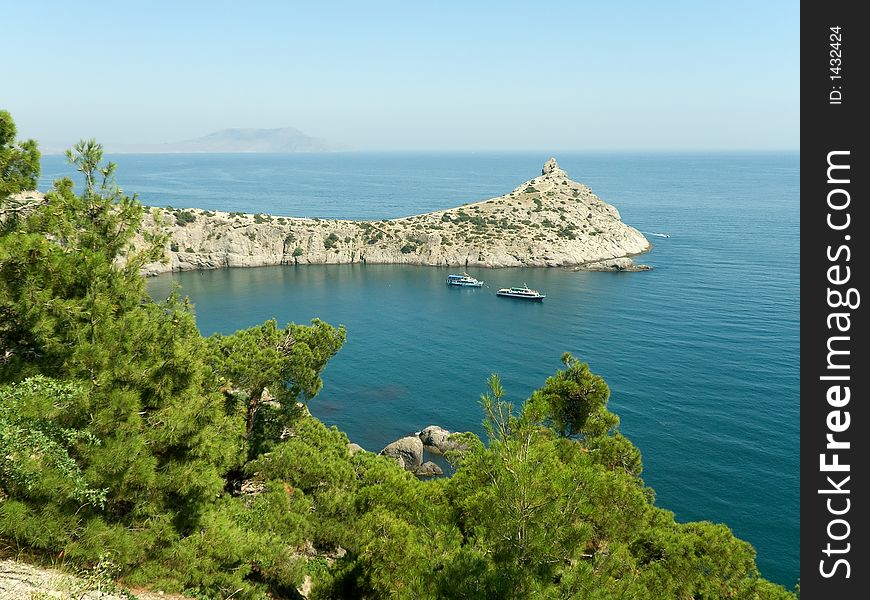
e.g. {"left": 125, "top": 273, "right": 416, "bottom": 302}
{"left": 138, "top": 158, "right": 651, "bottom": 275}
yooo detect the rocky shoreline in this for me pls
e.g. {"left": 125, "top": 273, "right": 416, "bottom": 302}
{"left": 133, "top": 158, "right": 651, "bottom": 275}
{"left": 372, "top": 425, "right": 471, "bottom": 478}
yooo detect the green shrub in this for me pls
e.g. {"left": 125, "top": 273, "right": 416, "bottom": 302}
{"left": 174, "top": 210, "right": 196, "bottom": 226}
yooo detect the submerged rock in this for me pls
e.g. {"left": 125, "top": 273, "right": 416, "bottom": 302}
{"left": 578, "top": 257, "right": 652, "bottom": 272}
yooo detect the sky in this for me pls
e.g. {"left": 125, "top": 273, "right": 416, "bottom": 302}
{"left": 6, "top": 1, "right": 799, "bottom": 152}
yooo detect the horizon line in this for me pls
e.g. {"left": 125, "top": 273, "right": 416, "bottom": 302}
{"left": 38, "top": 148, "right": 801, "bottom": 156}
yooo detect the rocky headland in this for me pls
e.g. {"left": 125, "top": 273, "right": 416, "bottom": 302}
{"left": 133, "top": 158, "right": 651, "bottom": 275}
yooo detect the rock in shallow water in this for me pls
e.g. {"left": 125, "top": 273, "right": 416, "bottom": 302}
{"left": 418, "top": 425, "right": 467, "bottom": 455}
{"left": 379, "top": 436, "right": 424, "bottom": 472}
{"left": 415, "top": 461, "right": 444, "bottom": 477}
{"left": 578, "top": 257, "right": 652, "bottom": 271}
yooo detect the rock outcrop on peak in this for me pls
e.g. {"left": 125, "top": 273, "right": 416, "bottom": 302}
{"left": 541, "top": 157, "right": 566, "bottom": 177}
{"left": 126, "top": 158, "right": 652, "bottom": 274}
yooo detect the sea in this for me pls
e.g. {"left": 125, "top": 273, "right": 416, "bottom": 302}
{"left": 39, "top": 152, "right": 800, "bottom": 587}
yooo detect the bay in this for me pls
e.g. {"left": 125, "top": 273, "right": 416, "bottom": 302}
{"left": 41, "top": 151, "right": 800, "bottom": 586}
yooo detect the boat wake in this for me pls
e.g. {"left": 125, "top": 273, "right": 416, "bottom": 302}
{"left": 644, "top": 232, "right": 671, "bottom": 238}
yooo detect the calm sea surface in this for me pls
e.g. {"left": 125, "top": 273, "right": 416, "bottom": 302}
{"left": 41, "top": 152, "right": 800, "bottom": 586}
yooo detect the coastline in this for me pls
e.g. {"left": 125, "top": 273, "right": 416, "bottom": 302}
{"left": 136, "top": 158, "right": 651, "bottom": 276}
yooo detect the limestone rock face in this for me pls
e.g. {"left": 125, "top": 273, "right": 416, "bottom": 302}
{"left": 131, "top": 158, "right": 651, "bottom": 275}
{"left": 379, "top": 436, "right": 424, "bottom": 472}
{"left": 0, "top": 559, "right": 176, "bottom": 600}
{"left": 239, "top": 479, "right": 266, "bottom": 496}
{"left": 541, "top": 157, "right": 566, "bottom": 178}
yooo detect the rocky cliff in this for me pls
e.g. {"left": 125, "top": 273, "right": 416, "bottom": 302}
{"left": 136, "top": 158, "right": 650, "bottom": 275}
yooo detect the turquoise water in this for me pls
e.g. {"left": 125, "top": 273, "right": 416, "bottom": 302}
{"left": 41, "top": 152, "right": 800, "bottom": 586}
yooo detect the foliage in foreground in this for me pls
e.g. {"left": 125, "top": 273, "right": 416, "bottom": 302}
{"left": 0, "top": 115, "right": 794, "bottom": 598}
{"left": 0, "top": 109, "right": 40, "bottom": 202}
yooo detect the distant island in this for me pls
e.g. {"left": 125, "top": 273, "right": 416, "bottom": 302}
{"left": 104, "top": 126, "right": 343, "bottom": 154}
{"left": 132, "top": 158, "right": 651, "bottom": 275}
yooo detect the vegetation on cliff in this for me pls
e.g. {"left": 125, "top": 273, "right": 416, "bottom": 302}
{"left": 0, "top": 116, "right": 794, "bottom": 598}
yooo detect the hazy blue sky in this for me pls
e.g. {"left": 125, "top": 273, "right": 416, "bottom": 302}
{"left": 7, "top": 1, "right": 798, "bottom": 151}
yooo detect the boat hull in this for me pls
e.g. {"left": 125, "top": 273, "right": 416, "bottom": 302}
{"left": 446, "top": 273, "right": 483, "bottom": 287}
{"left": 496, "top": 291, "right": 545, "bottom": 301}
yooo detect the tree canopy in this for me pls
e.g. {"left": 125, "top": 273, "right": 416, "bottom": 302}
{"left": 0, "top": 109, "right": 40, "bottom": 203}
{"left": 207, "top": 317, "right": 345, "bottom": 457}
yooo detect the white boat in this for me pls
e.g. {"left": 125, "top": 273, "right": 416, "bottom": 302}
{"left": 446, "top": 273, "right": 483, "bottom": 287}
{"left": 496, "top": 284, "right": 545, "bottom": 301}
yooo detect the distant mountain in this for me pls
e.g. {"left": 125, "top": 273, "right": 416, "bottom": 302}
{"left": 107, "top": 127, "right": 343, "bottom": 154}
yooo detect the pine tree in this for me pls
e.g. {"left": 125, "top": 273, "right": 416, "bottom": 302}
{"left": 207, "top": 317, "right": 345, "bottom": 457}
{"left": 0, "top": 110, "right": 40, "bottom": 203}
{"left": 1, "top": 129, "right": 347, "bottom": 596}
{"left": 0, "top": 138, "right": 242, "bottom": 578}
